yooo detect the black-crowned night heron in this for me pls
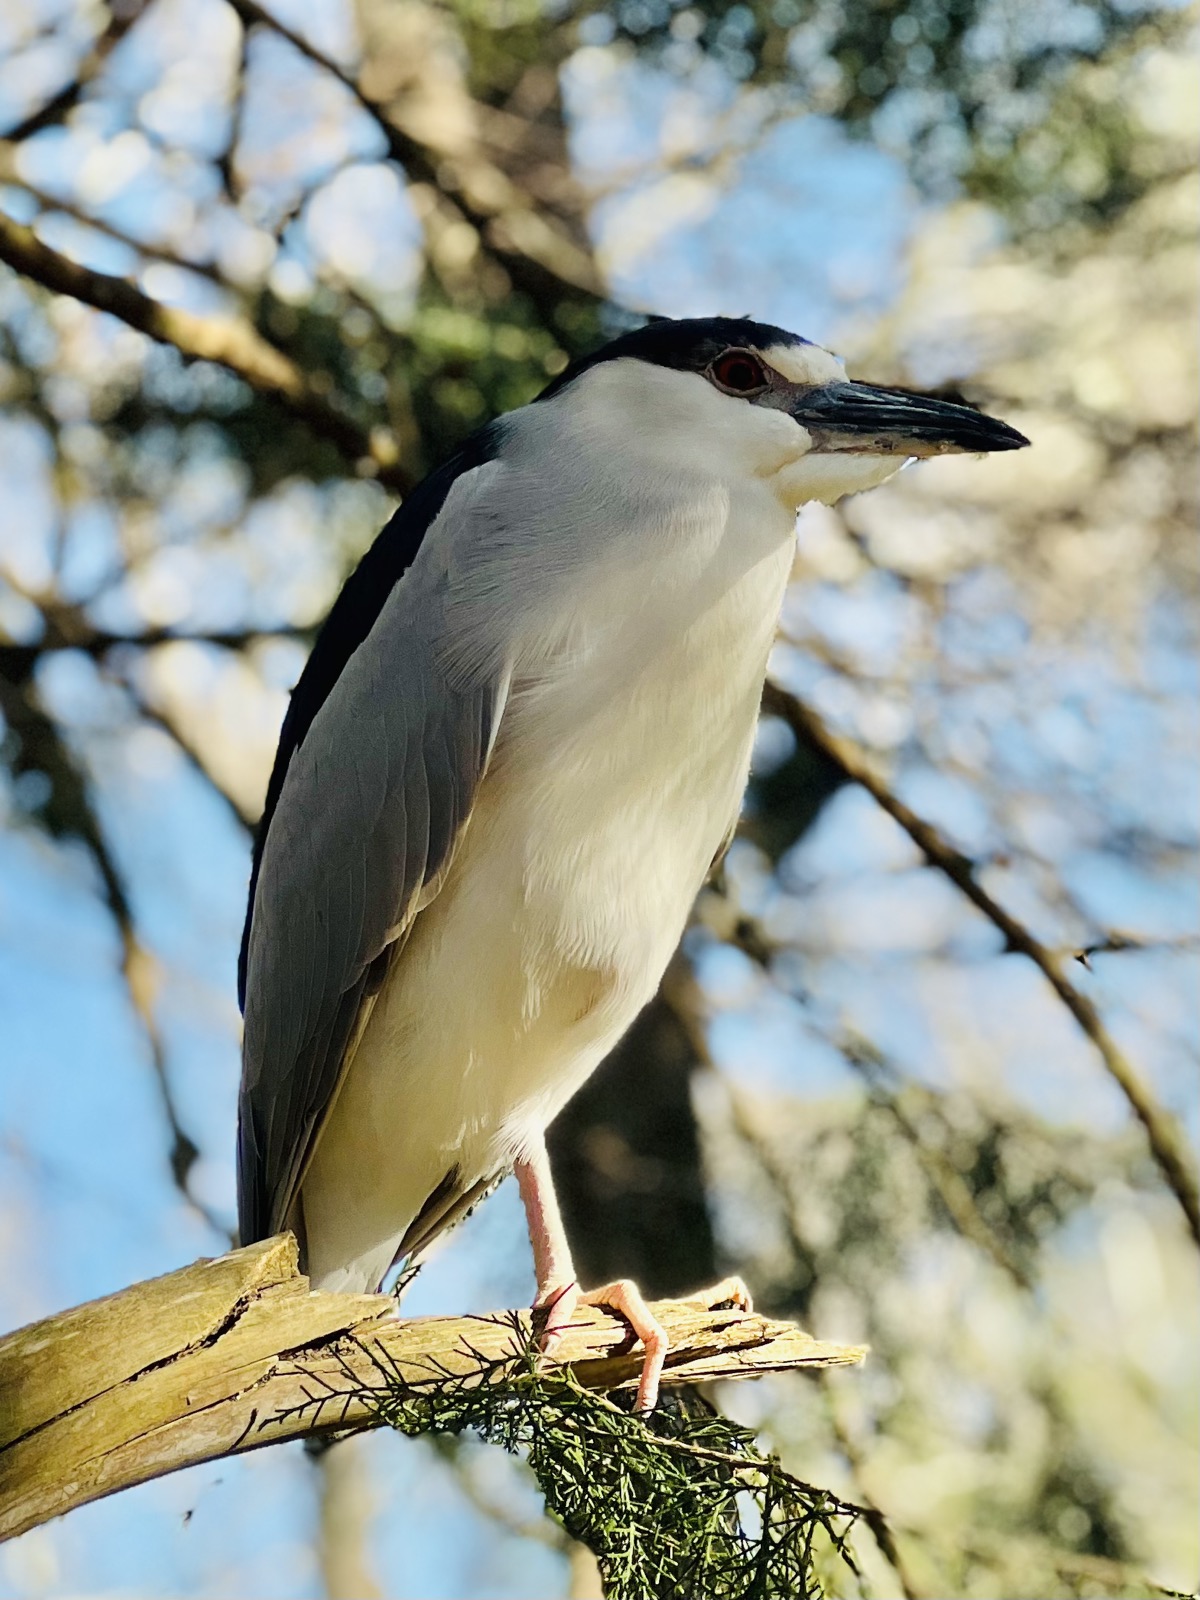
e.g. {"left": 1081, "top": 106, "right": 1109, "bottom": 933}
{"left": 237, "top": 316, "right": 1027, "bottom": 1409}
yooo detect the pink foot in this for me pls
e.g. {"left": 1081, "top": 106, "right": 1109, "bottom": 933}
{"left": 534, "top": 1277, "right": 670, "bottom": 1412}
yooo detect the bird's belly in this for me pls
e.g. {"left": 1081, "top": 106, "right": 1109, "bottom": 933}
{"left": 301, "top": 537, "right": 793, "bottom": 1290}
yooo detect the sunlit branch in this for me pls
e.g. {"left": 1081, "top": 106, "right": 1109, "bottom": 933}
{"left": 5, "top": 118, "right": 395, "bottom": 347}
{"left": 761, "top": 679, "right": 1200, "bottom": 1250}
{"left": 0, "top": 210, "right": 412, "bottom": 494}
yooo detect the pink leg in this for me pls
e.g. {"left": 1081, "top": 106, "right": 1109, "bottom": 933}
{"left": 514, "top": 1135, "right": 670, "bottom": 1412}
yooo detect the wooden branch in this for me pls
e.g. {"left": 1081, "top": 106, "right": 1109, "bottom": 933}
{"left": 0, "top": 1235, "right": 865, "bottom": 1544}
{"left": 0, "top": 211, "right": 411, "bottom": 494}
{"left": 763, "top": 678, "right": 1200, "bottom": 1249}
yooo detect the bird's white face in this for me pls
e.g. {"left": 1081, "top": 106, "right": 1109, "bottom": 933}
{"left": 559, "top": 331, "right": 1027, "bottom": 516}
{"left": 755, "top": 340, "right": 915, "bottom": 508}
{"left": 743, "top": 340, "right": 912, "bottom": 510}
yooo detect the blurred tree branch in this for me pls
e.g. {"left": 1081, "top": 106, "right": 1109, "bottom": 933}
{"left": 0, "top": 596, "right": 307, "bottom": 831}
{"left": 0, "top": 0, "right": 149, "bottom": 144}
{"left": 0, "top": 670, "right": 226, "bottom": 1238}
{"left": 0, "top": 210, "right": 411, "bottom": 492}
{"left": 0, "top": 625, "right": 309, "bottom": 678}
{"left": 0, "top": 144, "right": 230, "bottom": 289}
{"left": 0, "top": 1233, "right": 865, "bottom": 1544}
{"left": 226, "top": 0, "right": 602, "bottom": 302}
{"left": 315, "top": 1442, "right": 383, "bottom": 1600}
{"left": 127, "top": 692, "right": 260, "bottom": 832}
{"left": 762, "top": 680, "right": 1200, "bottom": 1249}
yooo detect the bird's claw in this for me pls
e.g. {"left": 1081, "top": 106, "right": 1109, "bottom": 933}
{"left": 533, "top": 1276, "right": 669, "bottom": 1412}
{"left": 695, "top": 1275, "right": 753, "bottom": 1314}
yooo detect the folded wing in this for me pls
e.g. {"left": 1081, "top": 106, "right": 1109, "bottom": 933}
{"left": 237, "top": 440, "right": 507, "bottom": 1247}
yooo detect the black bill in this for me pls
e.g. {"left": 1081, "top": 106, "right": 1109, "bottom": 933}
{"left": 788, "top": 381, "right": 1029, "bottom": 457}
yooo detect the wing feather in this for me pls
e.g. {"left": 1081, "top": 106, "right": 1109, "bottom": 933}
{"left": 237, "top": 457, "right": 509, "bottom": 1247}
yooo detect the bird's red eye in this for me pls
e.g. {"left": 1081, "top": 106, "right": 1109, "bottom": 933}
{"left": 711, "top": 350, "right": 767, "bottom": 394}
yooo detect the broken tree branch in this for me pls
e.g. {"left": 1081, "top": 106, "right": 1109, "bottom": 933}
{"left": 0, "top": 1234, "right": 864, "bottom": 1545}
{"left": 763, "top": 678, "right": 1200, "bottom": 1250}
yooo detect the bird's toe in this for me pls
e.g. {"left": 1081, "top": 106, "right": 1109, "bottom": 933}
{"left": 701, "top": 1275, "right": 753, "bottom": 1313}
{"left": 578, "top": 1279, "right": 669, "bottom": 1412}
{"left": 532, "top": 1277, "right": 581, "bottom": 1352}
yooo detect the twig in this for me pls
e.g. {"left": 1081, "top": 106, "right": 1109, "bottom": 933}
{"left": 1073, "top": 933, "right": 1200, "bottom": 967}
{"left": 761, "top": 679, "right": 1200, "bottom": 1249}
{"left": 0, "top": 210, "right": 411, "bottom": 492}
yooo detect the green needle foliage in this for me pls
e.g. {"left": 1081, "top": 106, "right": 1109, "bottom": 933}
{"left": 338, "top": 1317, "right": 865, "bottom": 1599}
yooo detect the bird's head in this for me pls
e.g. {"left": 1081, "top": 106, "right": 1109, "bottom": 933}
{"left": 538, "top": 316, "right": 1028, "bottom": 511}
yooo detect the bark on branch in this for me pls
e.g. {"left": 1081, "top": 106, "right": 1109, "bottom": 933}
{"left": 0, "top": 1234, "right": 864, "bottom": 1544}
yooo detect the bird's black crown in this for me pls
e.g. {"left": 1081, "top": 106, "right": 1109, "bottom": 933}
{"left": 538, "top": 316, "right": 808, "bottom": 402}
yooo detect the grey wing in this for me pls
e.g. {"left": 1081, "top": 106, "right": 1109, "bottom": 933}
{"left": 237, "top": 587, "right": 507, "bottom": 1246}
